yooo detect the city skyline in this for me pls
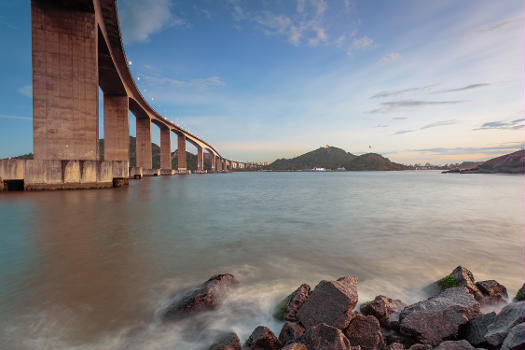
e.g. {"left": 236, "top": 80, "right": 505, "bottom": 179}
{"left": 0, "top": 0, "right": 523, "bottom": 164}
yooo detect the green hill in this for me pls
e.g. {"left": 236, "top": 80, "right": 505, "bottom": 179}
{"left": 267, "top": 146, "right": 410, "bottom": 171}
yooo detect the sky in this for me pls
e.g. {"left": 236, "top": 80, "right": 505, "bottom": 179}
{"left": 0, "top": 0, "right": 523, "bottom": 164}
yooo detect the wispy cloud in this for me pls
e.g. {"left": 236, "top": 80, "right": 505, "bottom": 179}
{"left": 119, "top": 0, "right": 185, "bottom": 43}
{"left": 476, "top": 16, "right": 522, "bottom": 33}
{"left": 420, "top": 119, "right": 458, "bottom": 130}
{"left": 375, "top": 124, "right": 389, "bottom": 128}
{"left": 392, "top": 117, "right": 407, "bottom": 120}
{"left": 367, "top": 99, "right": 463, "bottom": 114}
{"left": 393, "top": 129, "right": 414, "bottom": 135}
{"left": 378, "top": 52, "right": 401, "bottom": 65}
{"left": 346, "top": 35, "right": 373, "bottom": 55}
{"left": 371, "top": 84, "right": 436, "bottom": 99}
{"left": 432, "top": 83, "right": 489, "bottom": 94}
{"left": 414, "top": 145, "right": 523, "bottom": 155}
{"left": 473, "top": 118, "right": 524, "bottom": 131}
{"left": 0, "top": 114, "right": 31, "bottom": 120}
{"left": 18, "top": 85, "right": 32, "bottom": 98}
{"left": 142, "top": 75, "right": 225, "bottom": 90}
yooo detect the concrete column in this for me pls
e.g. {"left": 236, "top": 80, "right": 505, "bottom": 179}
{"left": 210, "top": 154, "right": 216, "bottom": 172}
{"left": 136, "top": 118, "right": 152, "bottom": 169}
{"left": 197, "top": 147, "right": 204, "bottom": 171}
{"left": 177, "top": 134, "right": 187, "bottom": 171}
{"left": 32, "top": 2, "right": 98, "bottom": 160}
{"left": 216, "top": 157, "right": 222, "bottom": 171}
{"left": 160, "top": 127, "right": 171, "bottom": 170}
{"left": 103, "top": 95, "right": 129, "bottom": 161}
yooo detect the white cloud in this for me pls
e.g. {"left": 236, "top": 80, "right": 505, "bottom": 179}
{"left": 0, "top": 114, "right": 31, "bottom": 120}
{"left": 346, "top": 35, "right": 373, "bottom": 55}
{"left": 312, "top": 0, "right": 328, "bottom": 17}
{"left": 297, "top": 0, "right": 306, "bottom": 13}
{"left": 142, "top": 75, "right": 225, "bottom": 90}
{"left": 119, "top": 0, "right": 185, "bottom": 43}
{"left": 18, "top": 84, "right": 32, "bottom": 98}
{"left": 379, "top": 52, "right": 401, "bottom": 65}
{"left": 334, "top": 34, "right": 346, "bottom": 48}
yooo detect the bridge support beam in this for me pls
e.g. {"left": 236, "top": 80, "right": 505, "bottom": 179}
{"left": 160, "top": 127, "right": 171, "bottom": 171}
{"left": 210, "top": 154, "right": 216, "bottom": 172}
{"left": 177, "top": 134, "right": 187, "bottom": 172}
{"left": 197, "top": 147, "right": 204, "bottom": 172}
{"left": 136, "top": 118, "right": 152, "bottom": 169}
{"left": 103, "top": 95, "right": 129, "bottom": 161}
{"left": 216, "top": 157, "right": 223, "bottom": 172}
{"left": 32, "top": 1, "right": 98, "bottom": 160}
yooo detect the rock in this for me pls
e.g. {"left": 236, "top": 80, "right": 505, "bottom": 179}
{"left": 163, "top": 274, "right": 239, "bottom": 321}
{"left": 384, "top": 330, "right": 414, "bottom": 349}
{"left": 245, "top": 326, "right": 281, "bottom": 350}
{"left": 432, "top": 340, "right": 475, "bottom": 350}
{"left": 297, "top": 276, "right": 358, "bottom": 329}
{"left": 485, "top": 301, "right": 525, "bottom": 346}
{"left": 501, "top": 322, "right": 525, "bottom": 350}
{"left": 300, "top": 322, "right": 352, "bottom": 350}
{"left": 279, "top": 322, "right": 305, "bottom": 346}
{"left": 207, "top": 332, "right": 241, "bottom": 350}
{"left": 475, "top": 280, "right": 508, "bottom": 305}
{"left": 285, "top": 284, "right": 311, "bottom": 321}
{"left": 281, "top": 343, "right": 307, "bottom": 350}
{"left": 514, "top": 283, "right": 525, "bottom": 302}
{"left": 387, "top": 343, "right": 404, "bottom": 350}
{"left": 459, "top": 312, "right": 496, "bottom": 346}
{"left": 440, "top": 266, "right": 483, "bottom": 301}
{"left": 407, "top": 344, "right": 432, "bottom": 350}
{"left": 399, "top": 287, "right": 481, "bottom": 346}
{"left": 361, "top": 295, "right": 406, "bottom": 329}
{"left": 344, "top": 314, "right": 385, "bottom": 350}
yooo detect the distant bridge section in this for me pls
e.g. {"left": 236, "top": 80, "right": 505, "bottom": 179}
{"left": 0, "top": 0, "right": 247, "bottom": 191}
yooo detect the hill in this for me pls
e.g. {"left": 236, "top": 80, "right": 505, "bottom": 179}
{"left": 475, "top": 150, "right": 524, "bottom": 174}
{"left": 266, "top": 146, "right": 410, "bottom": 171}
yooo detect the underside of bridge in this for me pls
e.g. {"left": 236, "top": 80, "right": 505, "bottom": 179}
{"left": 1, "top": 0, "right": 246, "bottom": 191}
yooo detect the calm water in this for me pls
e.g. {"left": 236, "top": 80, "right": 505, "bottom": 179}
{"left": 0, "top": 171, "right": 524, "bottom": 349}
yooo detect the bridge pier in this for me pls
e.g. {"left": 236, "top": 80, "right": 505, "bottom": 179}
{"left": 103, "top": 95, "right": 129, "bottom": 161}
{"left": 177, "top": 133, "right": 187, "bottom": 174}
{"left": 160, "top": 126, "right": 171, "bottom": 172}
{"left": 136, "top": 117, "right": 152, "bottom": 169}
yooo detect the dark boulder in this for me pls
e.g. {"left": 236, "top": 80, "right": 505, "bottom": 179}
{"left": 245, "top": 326, "right": 281, "bottom": 350}
{"left": 281, "top": 343, "right": 307, "bottom": 350}
{"left": 207, "top": 332, "right": 241, "bottom": 350}
{"left": 279, "top": 322, "right": 305, "bottom": 346}
{"left": 485, "top": 301, "right": 525, "bottom": 347}
{"left": 407, "top": 344, "right": 432, "bottom": 350}
{"left": 300, "top": 322, "right": 352, "bottom": 350}
{"left": 399, "top": 287, "right": 481, "bottom": 346}
{"left": 459, "top": 312, "right": 496, "bottom": 346}
{"left": 344, "top": 314, "right": 385, "bottom": 350}
{"left": 297, "top": 276, "right": 358, "bottom": 329}
{"left": 284, "top": 284, "right": 311, "bottom": 321}
{"left": 475, "top": 280, "right": 508, "bottom": 305}
{"left": 387, "top": 343, "right": 404, "bottom": 350}
{"left": 442, "top": 266, "right": 483, "bottom": 301}
{"left": 361, "top": 295, "right": 406, "bottom": 329}
{"left": 501, "top": 322, "right": 525, "bottom": 350}
{"left": 163, "top": 274, "right": 239, "bottom": 321}
{"left": 432, "top": 340, "right": 475, "bottom": 350}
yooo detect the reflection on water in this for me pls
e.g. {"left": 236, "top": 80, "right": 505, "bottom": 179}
{"left": 0, "top": 171, "right": 524, "bottom": 349}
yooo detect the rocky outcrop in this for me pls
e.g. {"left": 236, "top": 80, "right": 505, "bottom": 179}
{"left": 501, "top": 323, "right": 525, "bottom": 350}
{"left": 475, "top": 280, "right": 508, "bottom": 305}
{"left": 284, "top": 284, "right": 311, "bottom": 321}
{"left": 281, "top": 343, "right": 307, "bottom": 350}
{"left": 387, "top": 343, "right": 404, "bottom": 350}
{"left": 399, "top": 287, "right": 481, "bottom": 346}
{"left": 297, "top": 276, "right": 358, "bottom": 329}
{"left": 407, "top": 344, "right": 431, "bottom": 350}
{"left": 361, "top": 295, "right": 406, "bottom": 329}
{"left": 163, "top": 274, "right": 239, "bottom": 321}
{"left": 514, "top": 283, "right": 525, "bottom": 302}
{"left": 446, "top": 266, "right": 483, "bottom": 301}
{"left": 245, "top": 326, "right": 281, "bottom": 350}
{"left": 279, "top": 322, "right": 305, "bottom": 346}
{"left": 300, "top": 323, "right": 352, "bottom": 350}
{"left": 485, "top": 301, "right": 525, "bottom": 346}
{"left": 207, "top": 332, "right": 241, "bottom": 350}
{"left": 459, "top": 312, "right": 496, "bottom": 346}
{"left": 432, "top": 340, "right": 476, "bottom": 350}
{"left": 344, "top": 314, "right": 385, "bottom": 350}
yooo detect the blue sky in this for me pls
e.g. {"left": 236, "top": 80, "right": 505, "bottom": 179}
{"left": 0, "top": 0, "right": 523, "bottom": 164}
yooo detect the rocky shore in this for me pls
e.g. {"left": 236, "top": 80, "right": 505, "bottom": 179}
{"left": 161, "top": 267, "right": 525, "bottom": 350}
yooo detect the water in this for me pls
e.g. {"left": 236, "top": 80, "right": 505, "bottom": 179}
{"left": 0, "top": 171, "right": 524, "bottom": 349}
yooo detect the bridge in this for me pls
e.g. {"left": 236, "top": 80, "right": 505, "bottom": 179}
{"left": 0, "top": 0, "right": 247, "bottom": 191}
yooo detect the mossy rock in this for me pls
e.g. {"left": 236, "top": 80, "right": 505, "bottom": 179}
{"left": 273, "top": 293, "right": 293, "bottom": 321}
{"left": 438, "top": 274, "right": 458, "bottom": 290}
{"left": 516, "top": 289, "right": 525, "bottom": 301}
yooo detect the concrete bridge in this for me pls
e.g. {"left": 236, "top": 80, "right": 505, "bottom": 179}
{"left": 0, "top": 0, "right": 246, "bottom": 191}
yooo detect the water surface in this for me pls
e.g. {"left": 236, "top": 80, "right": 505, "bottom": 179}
{"left": 0, "top": 171, "right": 524, "bottom": 348}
